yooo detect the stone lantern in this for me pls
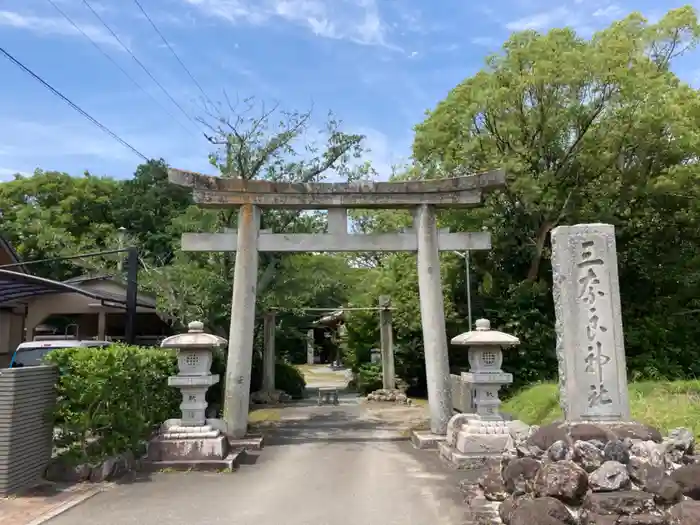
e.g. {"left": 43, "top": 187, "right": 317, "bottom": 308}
{"left": 162, "top": 321, "right": 226, "bottom": 427}
{"left": 439, "top": 319, "right": 530, "bottom": 469}
{"left": 451, "top": 318, "right": 520, "bottom": 420}
{"left": 146, "top": 321, "right": 236, "bottom": 470}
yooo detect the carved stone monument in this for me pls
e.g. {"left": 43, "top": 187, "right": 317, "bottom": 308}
{"left": 437, "top": 319, "right": 529, "bottom": 467}
{"left": 551, "top": 223, "right": 631, "bottom": 422}
{"left": 146, "top": 321, "right": 241, "bottom": 470}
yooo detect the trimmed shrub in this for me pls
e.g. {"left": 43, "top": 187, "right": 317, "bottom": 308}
{"left": 209, "top": 349, "right": 306, "bottom": 400}
{"left": 45, "top": 344, "right": 179, "bottom": 462}
{"left": 275, "top": 362, "right": 306, "bottom": 399}
{"left": 357, "top": 362, "right": 383, "bottom": 395}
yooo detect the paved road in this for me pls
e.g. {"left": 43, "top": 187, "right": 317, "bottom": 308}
{"left": 48, "top": 374, "right": 474, "bottom": 525}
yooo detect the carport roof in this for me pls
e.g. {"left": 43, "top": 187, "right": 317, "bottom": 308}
{"left": 0, "top": 269, "right": 153, "bottom": 308}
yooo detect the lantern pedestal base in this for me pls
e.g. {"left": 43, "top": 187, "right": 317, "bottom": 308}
{"left": 438, "top": 413, "right": 530, "bottom": 470}
{"left": 144, "top": 418, "right": 244, "bottom": 472}
{"left": 141, "top": 453, "right": 243, "bottom": 472}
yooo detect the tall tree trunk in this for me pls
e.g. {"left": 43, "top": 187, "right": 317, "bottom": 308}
{"left": 526, "top": 220, "right": 553, "bottom": 281}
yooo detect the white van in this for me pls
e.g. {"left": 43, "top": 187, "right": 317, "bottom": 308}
{"left": 9, "top": 337, "right": 112, "bottom": 368}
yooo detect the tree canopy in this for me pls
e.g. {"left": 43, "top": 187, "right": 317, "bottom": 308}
{"left": 2, "top": 7, "right": 700, "bottom": 394}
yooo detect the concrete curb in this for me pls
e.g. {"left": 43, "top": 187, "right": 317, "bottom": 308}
{"left": 24, "top": 486, "right": 104, "bottom": 525}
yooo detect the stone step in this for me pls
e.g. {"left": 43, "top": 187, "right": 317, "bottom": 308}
{"left": 140, "top": 449, "right": 244, "bottom": 473}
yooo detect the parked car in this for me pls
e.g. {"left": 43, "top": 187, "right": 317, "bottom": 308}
{"left": 8, "top": 337, "right": 112, "bottom": 368}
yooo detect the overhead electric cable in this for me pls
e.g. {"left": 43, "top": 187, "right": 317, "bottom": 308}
{"left": 0, "top": 46, "right": 148, "bottom": 161}
{"left": 80, "top": 0, "right": 201, "bottom": 133}
{"left": 45, "top": 0, "right": 195, "bottom": 137}
{"left": 131, "top": 0, "right": 215, "bottom": 107}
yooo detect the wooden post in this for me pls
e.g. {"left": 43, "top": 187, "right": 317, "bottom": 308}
{"left": 262, "top": 312, "right": 276, "bottom": 392}
{"left": 97, "top": 311, "right": 107, "bottom": 340}
{"left": 306, "top": 329, "right": 315, "bottom": 364}
{"left": 379, "top": 295, "right": 395, "bottom": 389}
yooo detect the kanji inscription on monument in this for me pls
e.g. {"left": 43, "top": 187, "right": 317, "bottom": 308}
{"left": 551, "top": 224, "right": 630, "bottom": 422}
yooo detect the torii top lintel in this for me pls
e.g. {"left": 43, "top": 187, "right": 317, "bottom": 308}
{"left": 167, "top": 168, "right": 506, "bottom": 209}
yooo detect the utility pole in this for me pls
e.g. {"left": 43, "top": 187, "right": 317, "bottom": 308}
{"left": 454, "top": 251, "right": 473, "bottom": 329}
{"left": 118, "top": 227, "right": 138, "bottom": 345}
{"left": 124, "top": 246, "right": 138, "bottom": 345}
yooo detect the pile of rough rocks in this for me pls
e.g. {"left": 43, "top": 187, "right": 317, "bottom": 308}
{"left": 365, "top": 388, "right": 412, "bottom": 405}
{"left": 463, "top": 422, "right": 700, "bottom": 525}
{"left": 45, "top": 450, "right": 138, "bottom": 483}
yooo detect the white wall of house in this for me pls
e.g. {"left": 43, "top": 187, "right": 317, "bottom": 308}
{"left": 0, "top": 309, "right": 25, "bottom": 365}
{"left": 24, "top": 279, "right": 157, "bottom": 341}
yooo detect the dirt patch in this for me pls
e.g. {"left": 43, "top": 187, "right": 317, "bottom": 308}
{"left": 360, "top": 402, "right": 430, "bottom": 434}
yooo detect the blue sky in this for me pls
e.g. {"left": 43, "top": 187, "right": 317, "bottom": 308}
{"left": 0, "top": 0, "right": 697, "bottom": 181}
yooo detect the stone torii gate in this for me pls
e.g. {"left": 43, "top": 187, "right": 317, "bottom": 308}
{"left": 168, "top": 168, "right": 506, "bottom": 439}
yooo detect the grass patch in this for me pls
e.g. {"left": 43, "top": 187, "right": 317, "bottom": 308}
{"left": 248, "top": 408, "right": 282, "bottom": 424}
{"left": 502, "top": 380, "right": 700, "bottom": 438}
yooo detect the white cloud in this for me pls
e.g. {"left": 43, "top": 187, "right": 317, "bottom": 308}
{"left": 506, "top": 7, "right": 573, "bottom": 31}
{"left": 0, "top": 119, "right": 138, "bottom": 163}
{"left": 183, "top": 0, "right": 393, "bottom": 48}
{"left": 505, "top": 2, "right": 628, "bottom": 34}
{"left": 0, "top": 10, "right": 123, "bottom": 49}
{"left": 592, "top": 5, "right": 624, "bottom": 20}
{"left": 0, "top": 117, "right": 211, "bottom": 177}
{"left": 354, "top": 126, "right": 410, "bottom": 180}
{"left": 0, "top": 167, "right": 28, "bottom": 181}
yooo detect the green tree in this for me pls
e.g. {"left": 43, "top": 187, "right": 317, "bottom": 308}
{"left": 143, "top": 98, "right": 372, "bottom": 352}
{"left": 111, "top": 159, "right": 193, "bottom": 265}
{"left": 347, "top": 7, "right": 700, "bottom": 392}
{"left": 0, "top": 170, "right": 120, "bottom": 278}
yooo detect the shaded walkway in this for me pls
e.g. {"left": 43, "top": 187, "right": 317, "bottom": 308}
{"left": 46, "top": 383, "right": 474, "bottom": 525}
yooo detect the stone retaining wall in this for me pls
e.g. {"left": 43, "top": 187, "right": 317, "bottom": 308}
{"left": 0, "top": 365, "right": 58, "bottom": 495}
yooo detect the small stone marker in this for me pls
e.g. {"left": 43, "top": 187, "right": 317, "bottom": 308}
{"left": 551, "top": 223, "right": 631, "bottom": 422}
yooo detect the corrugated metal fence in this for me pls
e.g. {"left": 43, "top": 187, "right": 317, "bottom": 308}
{"left": 0, "top": 365, "right": 57, "bottom": 495}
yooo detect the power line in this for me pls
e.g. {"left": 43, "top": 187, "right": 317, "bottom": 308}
{"left": 0, "top": 45, "right": 148, "bottom": 161}
{"left": 45, "top": 0, "right": 195, "bottom": 137}
{"left": 131, "top": 0, "right": 215, "bottom": 108}
{"left": 80, "top": 0, "right": 202, "bottom": 133}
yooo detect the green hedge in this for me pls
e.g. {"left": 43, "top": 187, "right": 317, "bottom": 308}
{"left": 45, "top": 344, "right": 308, "bottom": 462}
{"left": 209, "top": 349, "right": 307, "bottom": 402}
{"left": 274, "top": 362, "right": 306, "bottom": 399}
{"left": 45, "top": 344, "right": 179, "bottom": 462}
{"left": 356, "top": 362, "right": 383, "bottom": 395}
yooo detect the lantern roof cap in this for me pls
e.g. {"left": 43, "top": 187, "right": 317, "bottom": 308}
{"left": 450, "top": 318, "right": 520, "bottom": 347}
{"left": 160, "top": 321, "right": 227, "bottom": 349}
